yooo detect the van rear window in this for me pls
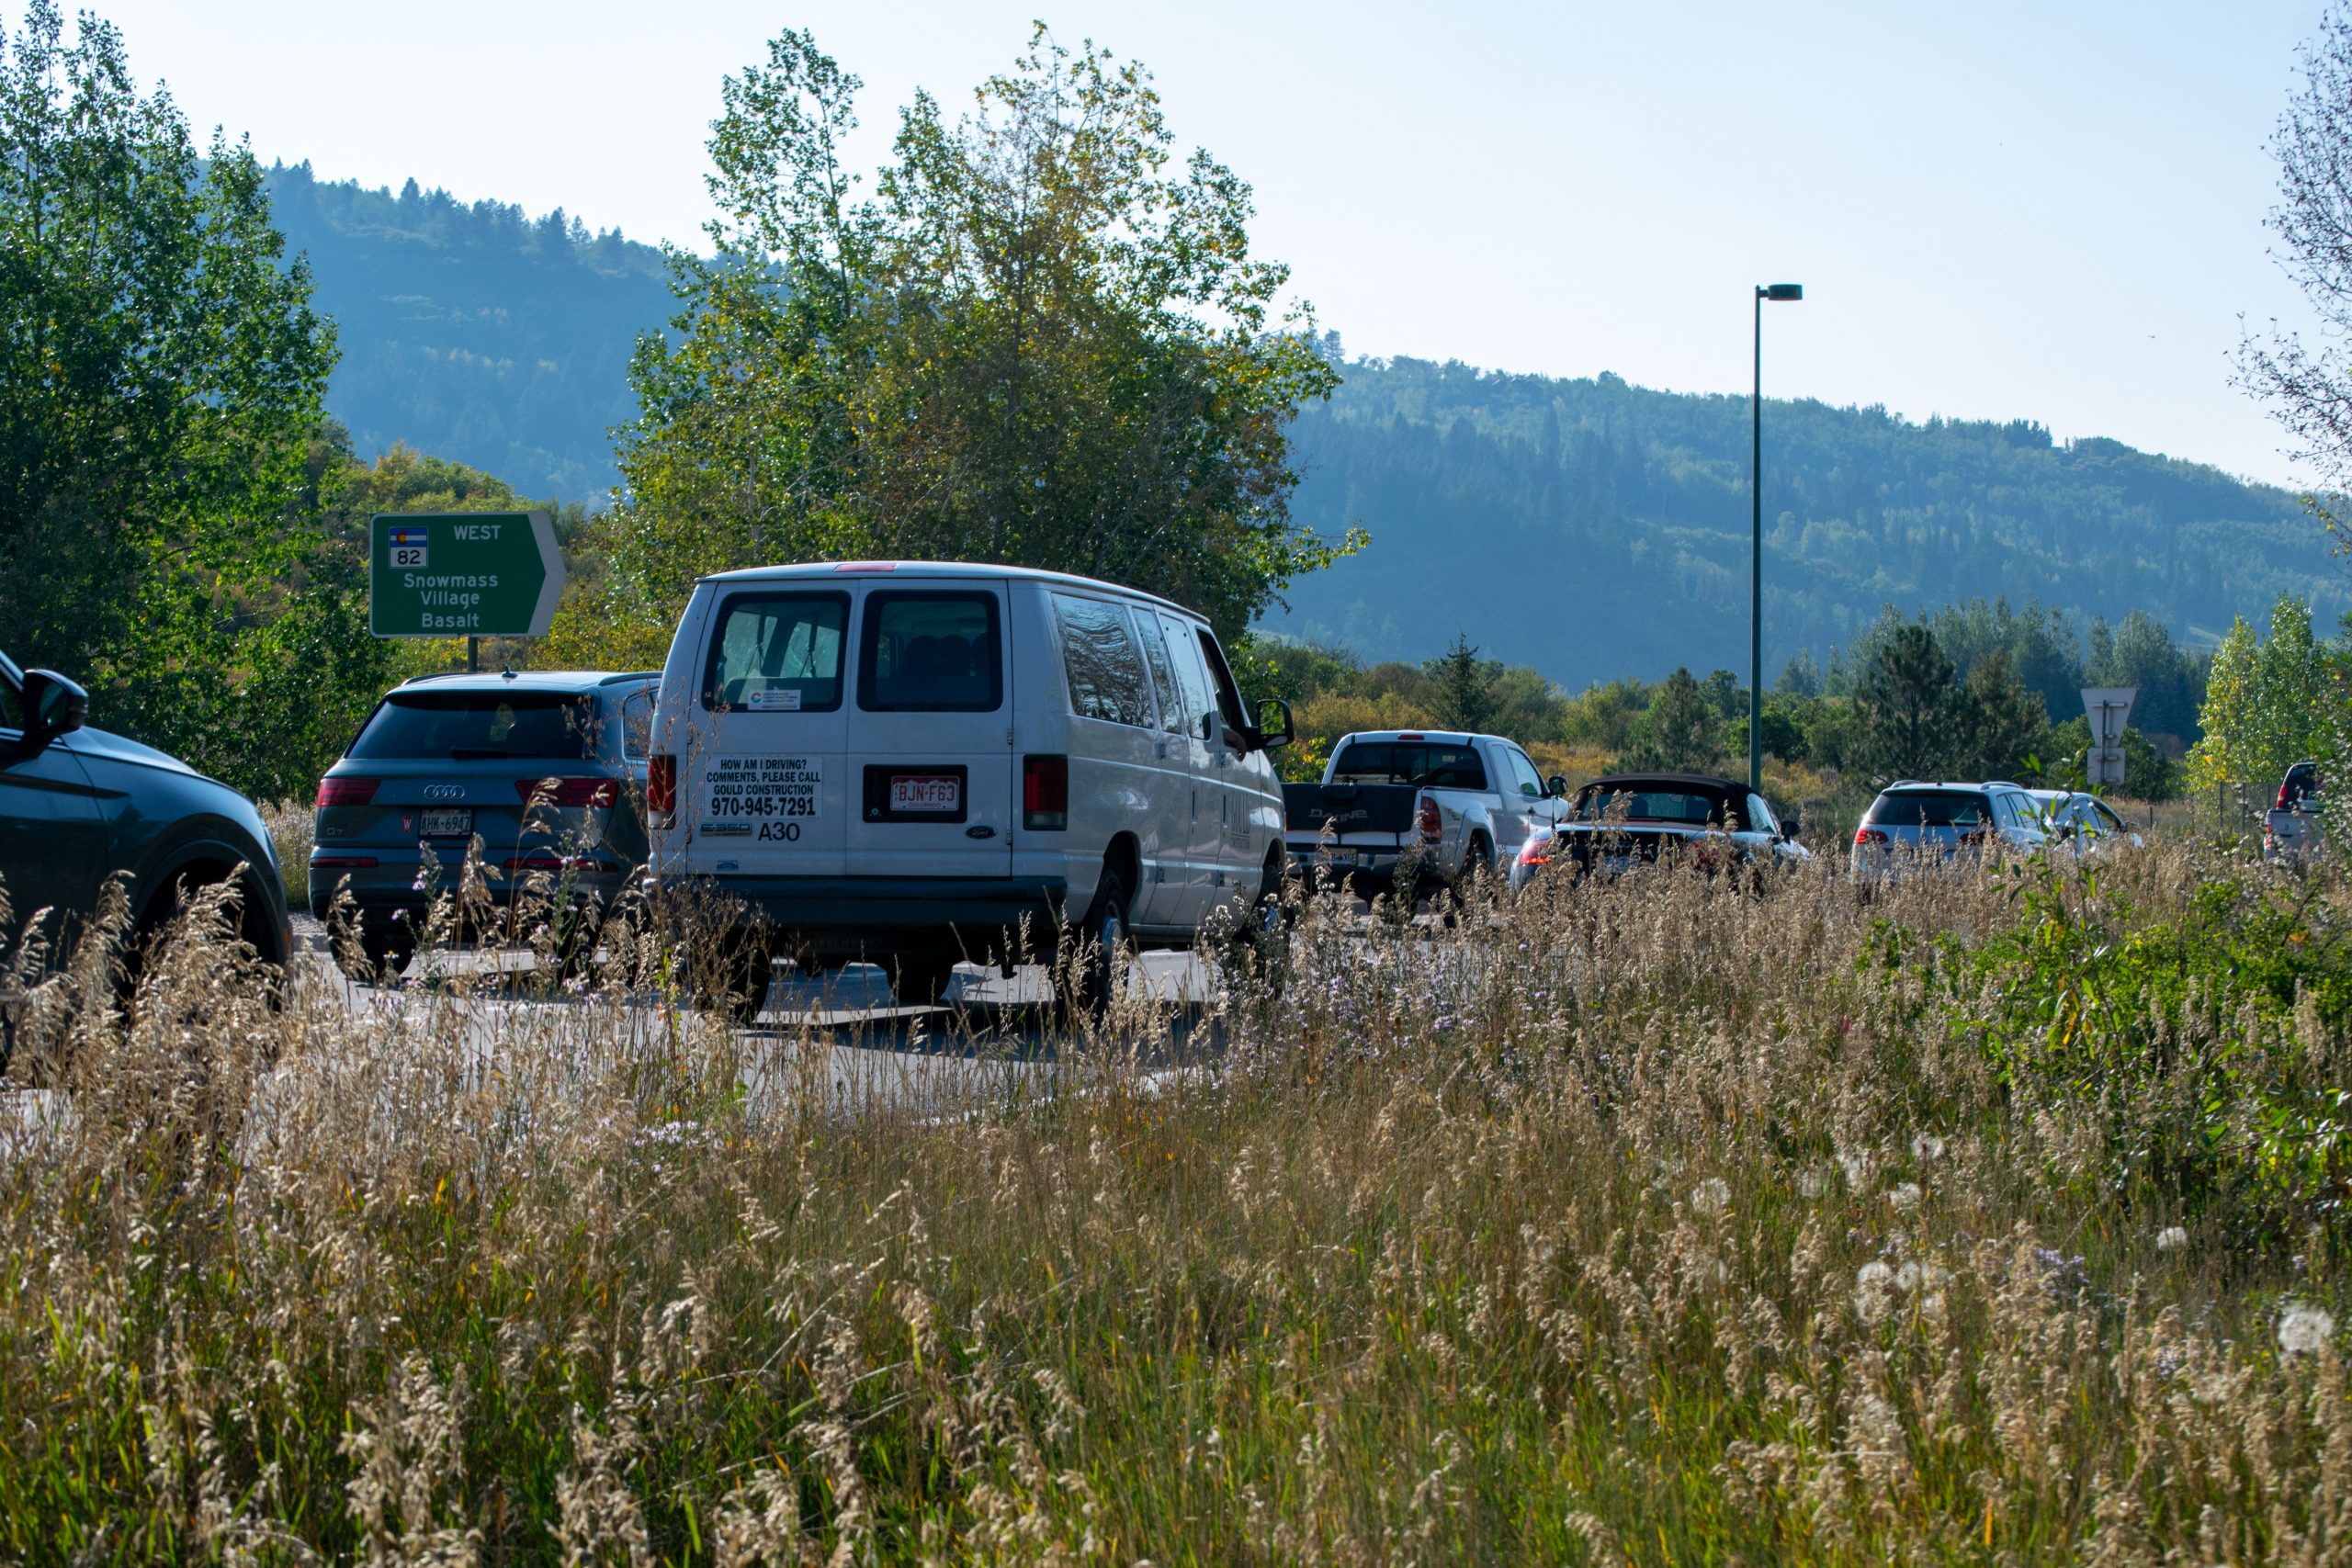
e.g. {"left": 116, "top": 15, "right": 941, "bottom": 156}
{"left": 1864, "top": 791, "right": 1990, "bottom": 828}
{"left": 859, "top": 592, "right": 1002, "bottom": 712}
{"left": 704, "top": 592, "right": 849, "bottom": 712}
{"left": 350, "top": 693, "right": 598, "bottom": 760}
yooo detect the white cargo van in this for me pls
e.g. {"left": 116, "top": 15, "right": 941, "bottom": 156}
{"left": 646, "top": 561, "right": 1295, "bottom": 1006}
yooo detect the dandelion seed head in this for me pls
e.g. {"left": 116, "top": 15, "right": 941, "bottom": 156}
{"left": 1853, "top": 1261, "right": 1894, "bottom": 1324}
{"left": 1911, "top": 1133, "right": 1946, "bottom": 1161}
{"left": 2156, "top": 1226, "right": 2188, "bottom": 1254}
{"left": 1889, "top": 1182, "right": 1923, "bottom": 1212}
{"left": 1690, "top": 1178, "right": 1730, "bottom": 1216}
{"left": 2279, "top": 1302, "right": 2335, "bottom": 1356}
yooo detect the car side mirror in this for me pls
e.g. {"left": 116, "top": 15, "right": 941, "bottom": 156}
{"left": 1199, "top": 711, "right": 1216, "bottom": 743}
{"left": 1254, "top": 696, "right": 1295, "bottom": 751}
{"left": 1548, "top": 774, "right": 1569, "bottom": 798}
{"left": 1781, "top": 819, "right": 1802, "bottom": 841}
{"left": 20, "top": 669, "right": 87, "bottom": 745}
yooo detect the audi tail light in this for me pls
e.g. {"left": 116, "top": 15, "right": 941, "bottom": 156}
{"left": 1853, "top": 828, "right": 1888, "bottom": 846}
{"left": 515, "top": 776, "right": 619, "bottom": 808}
{"left": 1517, "top": 836, "right": 1552, "bottom": 867}
{"left": 648, "top": 755, "right": 677, "bottom": 821}
{"left": 315, "top": 776, "right": 379, "bottom": 809}
{"left": 308, "top": 854, "right": 379, "bottom": 870}
{"left": 1023, "top": 754, "right": 1069, "bottom": 830}
{"left": 1418, "top": 795, "right": 1442, "bottom": 843}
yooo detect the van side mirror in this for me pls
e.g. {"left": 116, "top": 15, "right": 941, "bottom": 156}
{"left": 20, "top": 669, "right": 87, "bottom": 746}
{"left": 1200, "top": 712, "right": 1216, "bottom": 743}
{"left": 1254, "top": 696, "right": 1295, "bottom": 751}
{"left": 1547, "top": 774, "right": 1568, "bottom": 798}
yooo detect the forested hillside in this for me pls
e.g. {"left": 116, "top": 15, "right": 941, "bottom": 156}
{"left": 1270, "top": 355, "right": 2348, "bottom": 683}
{"left": 262, "top": 163, "right": 671, "bottom": 501}
{"left": 264, "top": 165, "right": 2348, "bottom": 688}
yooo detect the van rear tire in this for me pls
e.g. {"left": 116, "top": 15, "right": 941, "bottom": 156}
{"left": 894, "top": 951, "right": 962, "bottom": 1009}
{"left": 1057, "top": 867, "right": 1132, "bottom": 1023}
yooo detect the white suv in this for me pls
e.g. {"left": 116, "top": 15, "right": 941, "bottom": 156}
{"left": 646, "top": 561, "right": 1292, "bottom": 1005}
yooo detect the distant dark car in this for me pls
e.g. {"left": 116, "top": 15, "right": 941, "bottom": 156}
{"left": 0, "top": 649, "right": 292, "bottom": 975}
{"left": 309, "top": 670, "right": 658, "bottom": 979}
{"left": 1512, "top": 772, "right": 1808, "bottom": 888}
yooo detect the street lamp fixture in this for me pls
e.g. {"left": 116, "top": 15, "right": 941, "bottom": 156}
{"left": 1750, "top": 282, "right": 1803, "bottom": 796}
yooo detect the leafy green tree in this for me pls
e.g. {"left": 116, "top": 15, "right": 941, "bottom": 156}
{"left": 1854, "top": 624, "right": 1961, "bottom": 781}
{"left": 1961, "top": 648, "right": 2051, "bottom": 780}
{"left": 1625, "top": 667, "right": 1724, "bottom": 773}
{"left": 0, "top": 1, "right": 338, "bottom": 789}
{"left": 577, "top": 26, "right": 1354, "bottom": 658}
{"left": 1773, "top": 653, "right": 1822, "bottom": 699}
{"left": 1425, "top": 634, "right": 1502, "bottom": 732}
{"left": 2088, "top": 608, "right": 2206, "bottom": 742}
{"left": 2188, "top": 596, "right": 2346, "bottom": 796}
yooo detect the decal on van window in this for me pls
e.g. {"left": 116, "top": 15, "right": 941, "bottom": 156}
{"left": 703, "top": 592, "right": 848, "bottom": 712}
{"left": 702, "top": 755, "right": 821, "bottom": 842}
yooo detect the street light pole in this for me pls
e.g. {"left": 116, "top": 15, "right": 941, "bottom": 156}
{"left": 1751, "top": 282, "right": 1803, "bottom": 796}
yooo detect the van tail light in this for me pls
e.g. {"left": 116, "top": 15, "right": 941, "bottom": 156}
{"left": 515, "top": 776, "right": 618, "bottom": 808}
{"left": 1418, "top": 795, "right": 1442, "bottom": 843}
{"left": 316, "top": 776, "right": 379, "bottom": 808}
{"left": 648, "top": 754, "right": 677, "bottom": 822}
{"left": 1853, "top": 828, "right": 1887, "bottom": 846}
{"left": 1023, "top": 754, "right": 1069, "bottom": 830}
{"left": 2280, "top": 780, "right": 2296, "bottom": 809}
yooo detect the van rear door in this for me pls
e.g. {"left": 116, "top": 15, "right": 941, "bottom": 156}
{"left": 843, "top": 581, "right": 1015, "bottom": 879}
{"left": 684, "top": 587, "right": 853, "bottom": 876}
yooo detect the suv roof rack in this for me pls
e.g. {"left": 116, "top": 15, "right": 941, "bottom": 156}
{"left": 401, "top": 670, "right": 478, "bottom": 684}
{"left": 596, "top": 671, "right": 662, "bottom": 685}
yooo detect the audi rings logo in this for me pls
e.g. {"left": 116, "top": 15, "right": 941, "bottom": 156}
{"left": 422, "top": 784, "right": 466, "bottom": 801}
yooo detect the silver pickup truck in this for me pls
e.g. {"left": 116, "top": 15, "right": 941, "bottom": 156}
{"left": 2265, "top": 761, "right": 2324, "bottom": 863}
{"left": 1283, "top": 730, "right": 1566, "bottom": 897}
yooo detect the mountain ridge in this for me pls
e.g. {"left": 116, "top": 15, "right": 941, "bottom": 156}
{"left": 261, "top": 164, "right": 2348, "bottom": 690}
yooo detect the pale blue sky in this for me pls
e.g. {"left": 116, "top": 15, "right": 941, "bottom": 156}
{"left": 29, "top": 1, "right": 2334, "bottom": 485}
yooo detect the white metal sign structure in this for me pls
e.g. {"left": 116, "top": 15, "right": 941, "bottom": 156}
{"left": 2080, "top": 686, "right": 2137, "bottom": 788}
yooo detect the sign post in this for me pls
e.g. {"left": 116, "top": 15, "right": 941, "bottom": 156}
{"left": 2080, "top": 686, "right": 2137, "bottom": 789}
{"left": 370, "top": 513, "right": 564, "bottom": 666}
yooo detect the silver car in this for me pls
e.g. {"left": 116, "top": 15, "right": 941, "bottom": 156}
{"left": 2029, "top": 789, "right": 2143, "bottom": 855}
{"left": 1850, "top": 780, "right": 2051, "bottom": 878}
{"left": 308, "top": 670, "right": 657, "bottom": 978}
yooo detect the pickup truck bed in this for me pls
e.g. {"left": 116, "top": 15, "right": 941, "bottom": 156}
{"left": 1282, "top": 781, "right": 1433, "bottom": 893}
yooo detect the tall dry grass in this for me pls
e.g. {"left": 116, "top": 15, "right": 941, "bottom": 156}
{"left": 0, "top": 840, "right": 2346, "bottom": 1562}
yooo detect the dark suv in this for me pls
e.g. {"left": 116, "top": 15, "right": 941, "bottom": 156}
{"left": 309, "top": 670, "right": 657, "bottom": 977}
{"left": 0, "top": 649, "right": 291, "bottom": 976}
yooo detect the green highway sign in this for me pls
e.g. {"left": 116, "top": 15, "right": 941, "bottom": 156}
{"left": 369, "top": 512, "right": 564, "bottom": 638}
